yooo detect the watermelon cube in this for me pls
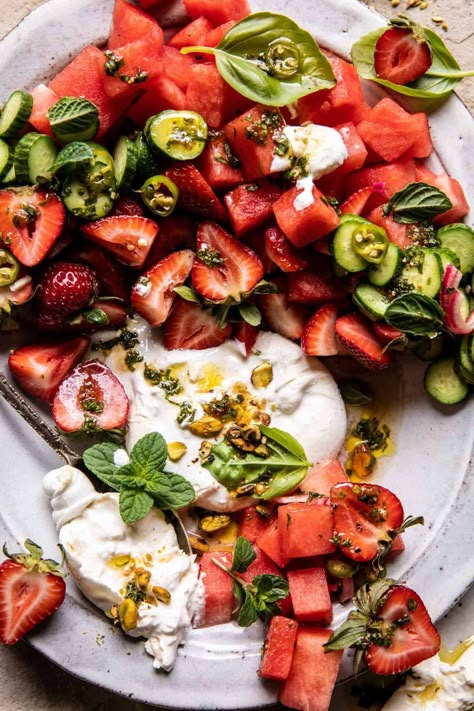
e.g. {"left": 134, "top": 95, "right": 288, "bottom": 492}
{"left": 300, "top": 459, "right": 348, "bottom": 497}
{"left": 257, "top": 520, "right": 291, "bottom": 569}
{"left": 356, "top": 119, "right": 419, "bottom": 163}
{"left": 239, "top": 545, "right": 292, "bottom": 617}
{"left": 205, "top": 21, "right": 236, "bottom": 47}
{"left": 287, "top": 568, "right": 332, "bottom": 624}
{"left": 432, "top": 174, "right": 470, "bottom": 225}
{"left": 167, "top": 17, "right": 214, "bottom": 49}
{"left": 415, "top": 162, "right": 438, "bottom": 184}
{"left": 259, "top": 616, "right": 299, "bottom": 681}
{"left": 127, "top": 77, "right": 185, "bottom": 126}
{"left": 29, "top": 84, "right": 58, "bottom": 137}
{"left": 367, "top": 98, "right": 432, "bottom": 159}
{"left": 162, "top": 46, "right": 195, "bottom": 90}
{"left": 238, "top": 506, "right": 275, "bottom": 544}
{"left": 102, "top": 37, "right": 163, "bottom": 98}
{"left": 333, "top": 122, "right": 367, "bottom": 175}
{"left": 278, "top": 502, "right": 336, "bottom": 559}
{"left": 223, "top": 106, "right": 286, "bottom": 181}
{"left": 195, "top": 550, "right": 234, "bottom": 627}
{"left": 108, "top": 0, "right": 164, "bottom": 49}
{"left": 185, "top": 63, "right": 227, "bottom": 129}
{"left": 365, "top": 205, "right": 414, "bottom": 250}
{"left": 386, "top": 534, "right": 406, "bottom": 560}
{"left": 225, "top": 181, "right": 282, "bottom": 236}
{"left": 285, "top": 266, "right": 344, "bottom": 304}
{"left": 182, "top": 0, "right": 250, "bottom": 25}
{"left": 273, "top": 185, "right": 339, "bottom": 248}
{"left": 198, "top": 133, "right": 244, "bottom": 192}
{"left": 344, "top": 159, "right": 417, "bottom": 212}
{"left": 279, "top": 627, "right": 343, "bottom": 711}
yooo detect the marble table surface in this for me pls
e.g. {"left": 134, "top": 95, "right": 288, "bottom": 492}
{"left": 0, "top": 1, "right": 472, "bottom": 709}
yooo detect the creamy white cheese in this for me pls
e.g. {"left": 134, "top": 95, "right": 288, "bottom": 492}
{"left": 270, "top": 123, "right": 347, "bottom": 180}
{"left": 94, "top": 320, "right": 347, "bottom": 512}
{"left": 381, "top": 642, "right": 474, "bottom": 710}
{"left": 294, "top": 175, "right": 316, "bottom": 212}
{"left": 43, "top": 466, "right": 203, "bottom": 671}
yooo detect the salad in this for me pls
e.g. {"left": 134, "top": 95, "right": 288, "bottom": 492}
{"left": 0, "top": 0, "right": 473, "bottom": 709}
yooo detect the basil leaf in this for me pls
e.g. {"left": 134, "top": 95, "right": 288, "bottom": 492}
{"left": 238, "top": 303, "right": 261, "bottom": 327}
{"left": 231, "top": 536, "right": 256, "bottom": 573}
{"left": 238, "top": 588, "right": 259, "bottom": 627}
{"left": 260, "top": 425, "right": 308, "bottom": 460}
{"left": 47, "top": 97, "right": 100, "bottom": 143}
{"left": 150, "top": 472, "right": 196, "bottom": 509}
{"left": 51, "top": 141, "right": 94, "bottom": 175}
{"left": 83, "top": 442, "right": 122, "bottom": 488}
{"left": 384, "top": 182, "right": 452, "bottom": 224}
{"left": 181, "top": 12, "right": 335, "bottom": 107}
{"left": 130, "top": 432, "right": 168, "bottom": 477}
{"left": 351, "top": 19, "right": 474, "bottom": 109}
{"left": 119, "top": 488, "right": 154, "bottom": 524}
{"left": 385, "top": 293, "right": 445, "bottom": 337}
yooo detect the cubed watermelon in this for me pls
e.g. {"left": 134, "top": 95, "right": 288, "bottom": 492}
{"left": 414, "top": 162, "right": 438, "bottom": 184}
{"left": 432, "top": 174, "right": 470, "bottom": 225}
{"left": 257, "top": 520, "right": 291, "bottom": 569}
{"left": 287, "top": 567, "right": 333, "bottom": 624}
{"left": 29, "top": 84, "right": 58, "bottom": 137}
{"left": 386, "top": 534, "right": 406, "bottom": 560}
{"left": 127, "top": 77, "right": 186, "bottom": 126}
{"left": 101, "top": 37, "right": 163, "bottom": 98}
{"left": 367, "top": 98, "right": 432, "bottom": 159}
{"left": 225, "top": 181, "right": 282, "bottom": 236}
{"left": 196, "top": 550, "right": 234, "bottom": 627}
{"left": 185, "top": 63, "right": 227, "bottom": 129}
{"left": 285, "top": 265, "right": 344, "bottom": 304}
{"left": 365, "top": 205, "right": 414, "bottom": 250}
{"left": 300, "top": 460, "right": 349, "bottom": 496}
{"left": 108, "top": 0, "right": 163, "bottom": 49}
{"left": 279, "top": 627, "right": 344, "bottom": 711}
{"left": 239, "top": 545, "right": 292, "bottom": 617}
{"left": 332, "top": 122, "right": 367, "bottom": 175}
{"left": 340, "top": 186, "right": 374, "bottom": 216}
{"left": 182, "top": 0, "right": 250, "bottom": 25}
{"left": 344, "top": 159, "right": 416, "bottom": 212}
{"left": 278, "top": 501, "right": 336, "bottom": 559}
{"left": 238, "top": 506, "right": 275, "bottom": 544}
{"left": 223, "top": 106, "right": 286, "bottom": 181}
{"left": 356, "top": 119, "right": 416, "bottom": 163}
{"left": 259, "top": 616, "right": 299, "bottom": 681}
{"left": 198, "top": 133, "right": 244, "bottom": 192}
{"left": 167, "top": 17, "right": 214, "bottom": 49}
{"left": 162, "top": 46, "right": 195, "bottom": 90}
{"left": 205, "top": 21, "right": 236, "bottom": 47}
{"left": 273, "top": 185, "right": 340, "bottom": 248}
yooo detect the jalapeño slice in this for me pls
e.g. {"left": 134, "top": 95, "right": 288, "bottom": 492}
{"left": 0, "top": 249, "right": 20, "bottom": 287}
{"left": 140, "top": 175, "right": 179, "bottom": 217}
{"left": 145, "top": 110, "right": 208, "bottom": 161}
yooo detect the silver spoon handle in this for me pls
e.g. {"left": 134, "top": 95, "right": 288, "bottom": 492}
{"left": 0, "top": 371, "right": 83, "bottom": 468}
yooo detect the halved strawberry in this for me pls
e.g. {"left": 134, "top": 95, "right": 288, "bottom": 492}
{"left": 8, "top": 337, "right": 90, "bottom": 403}
{"left": 164, "top": 164, "right": 228, "bottom": 222}
{"left": 67, "top": 242, "right": 131, "bottom": 301}
{"left": 264, "top": 226, "right": 309, "bottom": 273}
{"left": 131, "top": 249, "right": 194, "bottom": 327}
{"left": 39, "top": 300, "right": 127, "bottom": 334}
{"left": 52, "top": 360, "right": 129, "bottom": 433}
{"left": 110, "top": 194, "right": 145, "bottom": 218}
{"left": 0, "top": 540, "right": 65, "bottom": 645}
{"left": 374, "top": 27, "right": 431, "bottom": 85}
{"left": 335, "top": 313, "right": 390, "bottom": 369}
{"left": 340, "top": 187, "right": 374, "bottom": 216}
{"left": 81, "top": 216, "right": 159, "bottom": 269}
{"left": 192, "top": 222, "right": 264, "bottom": 302}
{"left": 0, "top": 188, "right": 65, "bottom": 267}
{"left": 366, "top": 586, "right": 441, "bottom": 675}
{"left": 234, "top": 321, "right": 259, "bottom": 356}
{"left": 164, "top": 299, "right": 232, "bottom": 350}
{"left": 259, "top": 292, "right": 309, "bottom": 341}
{"left": 373, "top": 322, "right": 405, "bottom": 345}
{"left": 144, "top": 214, "right": 196, "bottom": 268}
{"left": 301, "top": 303, "right": 339, "bottom": 356}
{"left": 330, "top": 482, "right": 404, "bottom": 562}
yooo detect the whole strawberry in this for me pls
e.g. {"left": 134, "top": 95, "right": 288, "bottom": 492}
{"left": 37, "top": 261, "right": 99, "bottom": 326}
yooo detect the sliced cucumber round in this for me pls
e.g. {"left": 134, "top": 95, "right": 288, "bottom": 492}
{"left": 368, "top": 242, "right": 403, "bottom": 287}
{"left": 437, "top": 224, "right": 474, "bottom": 274}
{"left": 0, "top": 139, "right": 13, "bottom": 180}
{"left": 134, "top": 131, "right": 159, "bottom": 180}
{"left": 14, "top": 132, "right": 58, "bottom": 184}
{"left": 145, "top": 109, "right": 208, "bottom": 161}
{"left": 331, "top": 220, "right": 369, "bottom": 273}
{"left": 432, "top": 247, "right": 461, "bottom": 272}
{"left": 61, "top": 176, "right": 115, "bottom": 220}
{"left": 458, "top": 335, "right": 474, "bottom": 380}
{"left": 0, "top": 90, "right": 33, "bottom": 138}
{"left": 353, "top": 282, "right": 389, "bottom": 321}
{"left": 113, "top": 135, "right": 138, "bottom": 190}
{"left": 0, "top": 163, "right": 15, "bottom": 185}
{"left": 424, "top": 357, "right": 469, "bottom": 405}
{"left": 400, "top": 248, "right": 442, "bottom": 298}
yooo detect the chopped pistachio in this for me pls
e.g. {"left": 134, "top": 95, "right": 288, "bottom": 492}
{"left": 189, "top": 415, "right": 223, "bottom": 437}
{"left": 351, "top": 442, "right": 376, "bottom": 478}
{"left": 167, "top": 441, "right": 187, "bottom": 461}
{"left": 135, "top": 568, "right": 151, "bottom": 591}
{"left": 199, "top": 513, "right": 232, "bottom": 533}
{"left": 188, "top": 533, "right": 210, "bottom": 554}
{"left": 251, "top": 361, "right": 273, "bottom": 389}
{"left": 118, "top": 598, "right": 138, "bottom": 632}
{"left": 151, "top": 586, "right": 171, "bottom": 604}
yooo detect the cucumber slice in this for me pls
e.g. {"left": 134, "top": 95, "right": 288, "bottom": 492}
{"left": 400, "top": 248, "right": 442, "bottom": 298}
{"left": 0, "top": 139, "right": 13, "bottom": 180}
{"left": 458, "top": 335, "right": 474, "bottom": 378}
{"left": 0, "top": 163, "right": 15, "bottom": 185}
{"left": 14, "top": 132, "right": 58, "bottom": 184}
{"left": 145, "top": 109, "right": 208, "bottom": 161}
{"left": 469, "top": 334, "right": 474, "bottom": 364}
{"left": 411, "top": 336, "right": 445, "bottom": 361}
{"left": 424, "top": 357, "right": 469, "bottom": 405}
{"left": 0, "top": 91, "right": 33, "bottom": 138}
{"left": 432, "top": 247, "right": 461, "bottom": 272}
{"left": 61, "top": 176, "right": 115, "bottom": 220}
{"left": 331, "top": 220, "right": 369, "bottom": 273}
{"left": 113, "top": 135, "right": 138, "bottom": 190}
{"left": 134, "top": 131, "right": 159, "bottom": 180}
{"left": 48, "top": 97, "right": 99, "bottom": 143}
{"left": 368, "top": 242, "right": 402, "bottom": 287}
{"left": 353, "top": 282, "right": 389, "bottom": 321}
{"left": 437, "top": 224, "right": 474, "bottom": 274}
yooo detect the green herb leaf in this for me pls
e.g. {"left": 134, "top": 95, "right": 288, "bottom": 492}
{"left": 252, "top": 573, "right": 289, "bottom": 618}
{"left": 383, "top": 182, "right": 452, "bottom": 224}
{"left": 130, "top": 432, "right": 168, "bottom": 478}
{"left": 351, "top": 16, "right": 474, "bottom": 109}
{"left": 181, "top": 12, "right": 335, "bottom": 107}
{"left": 238, "top": 303, "right": 262, "bottom": 327}
{"left": 339, "top": 379, "right": 373, "bottom": 406}
{"left": 385, "top": 293, "right": 445, "bottom": 337}
{"left": 47, "top": 97, "right": 100, "bottom": 143}
{"left": 82, "top": 307, "right": 109, "bottom": 326}
{"left": 119, "top": 487, "right": 154, "bottom": 525}
{"left": 231, "top": 536, "right": 256, "bottom": 573}
{"left": 148, "top": 471, "right": 196, "bottom": 509}
{"left": 173, "top": 285, "right": 202, "bottom": 303}
{"left": 51, "top": 141, "right": 94, "bottom": 175}
{"left": 238, "top": 588, "right": 259, "bottom": 627}
{"left": 83, "top": 442, "right": 122, "bottom": 488}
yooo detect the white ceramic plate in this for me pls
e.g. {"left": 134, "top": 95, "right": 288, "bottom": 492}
{"left": 0, "top": 0, "right": 473, "bottom": 708}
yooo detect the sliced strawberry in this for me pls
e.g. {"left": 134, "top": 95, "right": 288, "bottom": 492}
{"left": 37, "top": 261, "right": 99, "bottom": 326}
{"left": 81, "top": 216, "right": 159, "bottom": 269}
{"left": 164, "top": 299, "right": 232, "bottom": 350}
{"left": 259, "top": 292, "right": 309, "bottom": 341}
{"left": 39, "top": 300, "right": 127, "bottom": 334}
{"left": 340, "top": 187, "right": 374, "bottom": 216}
{"left": 264, "top": 226, "right": 309, "bottom": 273}
{"left": 0, "top": 540, "right": 65, "bottom": 645}
{"left": 234, "top": 321, "right": 259, "bottom": 356}
{"left": 144, "top": 214, "right": 196, "bottom": 268}
{"left": 374, "top": 27, "right": 432, "bottom": 85}
{"left": 67, "top": 242, "right": 130, "bottom": 302}
{"left": 373, "top": 322, "right": 405, "bottom": 345}
{"left": 131, "top": 249, "right": 194, "bottom": 327}
{"left": 192, "top": 221, "right": 264, "bottom": 302}
{"left": 285, "top": 267, "right": 345, "bottom": 305}
{"left": 366, "top": 585, "right": 441, "bottom": 675}
{"left": 301, "top": 304, "right": 339, "bottom": 356}
{"left": 335, "top": 313, "right": 390, "bottom": 369}
{"left": 164, "top": 164, "right": 227, "bottom": 222}
{"left": 0, "top": 188, "right": 65, "bottom": 267}
{"left": 330, "top": 482, "right": 404, "bottom": 562}
{"left": 8, "top": 337, "right": 90, "bottom": 403}
{"left": 52, "top": 360, "right": 129, "bottom": 433}
{"left": 110, "top": 195, "right": 145, "bottom": 218}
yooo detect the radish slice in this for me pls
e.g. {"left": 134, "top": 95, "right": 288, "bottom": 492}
{"left": 440, "top": 264, "right": 474, "bottom": 335}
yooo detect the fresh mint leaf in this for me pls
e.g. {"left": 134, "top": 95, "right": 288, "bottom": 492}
{"left": 148, "top": 471, "right": 196, "bottom": 509}
{"left": 181, "top": 12, "right": 335, "bottom": 107}
{"left": 130, "top": 432, "right": 168, "bottom": 477}
{"left": 384, "top": 182, "right": 452, "bottom": 224}
{"left": 83, "top": 442, "right": 122, "bottom": 489}
{"left": 231, "top": 536, "right": 256, "bottom": 573}
{"left": 47, "top": 97, "right": 99, "bottom": 143}
{"left": 238, "top": 588, "right": 259, "bottom": 627}
{"left": 385, "top": 293, "right": 445, "bottom": 337}
{"left": 119, "top": 488, "right": 154, "bottom": 524}
{"left": 253, "top": 573, "right": 289, "bottom": 617}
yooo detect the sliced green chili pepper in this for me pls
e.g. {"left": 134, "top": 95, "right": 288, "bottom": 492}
{"left": 264, "top": 38, "right": 300, "bottom": 79}
{"left": 145, "top": 110, "right": 208, "bottom": 161}
{"left": 0, "top": 249, "right": 20, "bottom": 287}
{"left": 140, "top": 175, "right": 179, "bottom": 217}
{"left": 351, "top": 222, "right": 389, "bottom": 264}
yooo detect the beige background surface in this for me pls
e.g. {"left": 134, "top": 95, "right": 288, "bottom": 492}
{"left": 0, "top": 1, "right": 473, "bottom": 710}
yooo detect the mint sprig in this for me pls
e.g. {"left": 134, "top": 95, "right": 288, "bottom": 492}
{"left": 83, "top": 432, "right": 195, "bottom": 524}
